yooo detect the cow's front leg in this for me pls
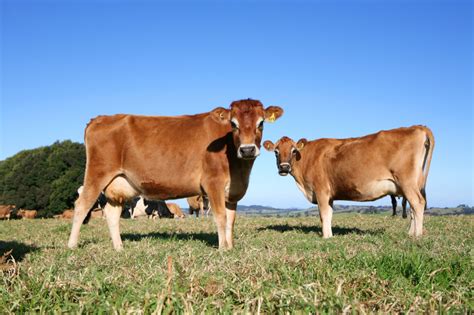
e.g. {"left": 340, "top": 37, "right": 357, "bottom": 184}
{"left": 206, "top": 183, "right": 228, "bottom": 249}
{"left": 316, "top": 194, "right": 333, "bottom": 238}
{"left": 225, "top": 202, "right": 237, "bottom": 249}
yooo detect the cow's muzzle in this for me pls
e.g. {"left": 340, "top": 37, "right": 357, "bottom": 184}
{"left": 278, "top": 163, "right": 291, "bottom": 176}
{"left": 238, "top": 144, "right": 260, "bottom": 160}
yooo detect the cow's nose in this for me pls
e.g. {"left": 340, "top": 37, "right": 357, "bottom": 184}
{"left": 278, "top": 163, "right": 291, "bottom": 176}
{"left": 239, "top": 145, "right": 258, "bottom": 159}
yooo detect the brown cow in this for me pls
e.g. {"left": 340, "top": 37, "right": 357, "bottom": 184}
{"left": 61, "top": 209, "right": 75, "bottom": 219}
{"left": 187, "top": 195, "right": 210, "bottom": 217}
{"left": 90, "top": 209, "right": 104, "bottom": 219}
{"left": 68, "top": 99, "right": 283, "bottom": 250}
{"left": 17, "top": 209, "right": 38, "bottom": 219}
{"left": 264, "top": 126, "right": 434, "bottom": 238}
{"left": 0, "top": 205, "right": 15, "bottom": 220}
{"left": 166, "top": 203, "right": 185, "bottom": 218}
{"left": 58, "top": 208, "right": 103, "bottom": 220}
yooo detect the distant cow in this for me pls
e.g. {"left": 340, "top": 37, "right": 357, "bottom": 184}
{"left": 0, "top": 205, "right": 15, "bottom": 220}
{"left": 166, "top": 203, "right": 185, "bottom": 218}
{"left": 60, "top": 209, "right": 75, "bottom": 219}
{"left": 187, "top": 196, "right": 210, "bottom": 217}
{"left": 264, "top": 126, "right": 434, "bottom": 238}
{"left": 129, "top": 197, "right": 153, "bottom": 219}
{"left": 68, "top": 99, "right": 283, "bottom": 250}
{"left": 17, "top": 209, "right": 38, "bottom": 219}
{"left": 57, "top": 208, "right": 103, "bottom": 220}
{"left": 90, "top": 209, "right": 104, "bottom": 219}
{"left": 390, "top": 196, "right": 408, "bottom": 218}
{"left": 129, "top": 197, "right": 175, "bottom": 219}
{"left": 144, "top": 200, "right": 174, "bottom": 219}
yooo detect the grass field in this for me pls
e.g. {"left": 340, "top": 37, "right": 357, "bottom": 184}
{"left": 1, "top": 214, "right": 472, "bottom": 313}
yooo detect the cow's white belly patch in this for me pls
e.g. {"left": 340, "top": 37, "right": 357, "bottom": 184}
{"left": 363, "top": 180, "right": 398, "bottom": 200}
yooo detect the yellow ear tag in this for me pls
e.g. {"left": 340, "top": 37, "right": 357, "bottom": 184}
{"left": 268, "top": 113, "right": 276, "bottom": 123}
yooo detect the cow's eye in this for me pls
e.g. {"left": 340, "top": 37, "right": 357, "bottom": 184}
{"left": 258, "top": 121, "right": 264, "bottom": 130}
{"left": 274, "top": 150, "right": 279, "bottom": 156}
{"left": 291, "top": 148, "right": 297, "bottom": 155}
{"left": 230, "top": 121, "right": 239, "bottom": 130}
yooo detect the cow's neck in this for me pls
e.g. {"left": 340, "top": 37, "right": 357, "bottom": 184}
{"left": 290, "top": 163, "right": 305, "bottom": 190}
{"left": 225, "top": 141, "right": 255, "bottom": 202}
{"left": 290, "top": 161, "right": 315, "bottom": 203}
{"left": 228, "top": 149, "right": 255, "bottom": 186}
{"left": 231, "top": 157, "right": 254, "bottom": 180}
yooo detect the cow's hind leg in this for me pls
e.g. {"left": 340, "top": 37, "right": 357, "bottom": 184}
{"left": 403, "top": 187, "right": 426, "bottom": 237}
{"left": 103, "top": 176, "right": 139, "bottom": 250}
{"left": 421, "top": 188, "right": 428, "bottom": 210}
{"left": 103, "top": 201, "right": 124, "bottom": 250}
{"left": 391, "top": 195, "right": 397, "bottom": 216}
{"left": 402, "top": 198, "right": 408, "bottom": 219}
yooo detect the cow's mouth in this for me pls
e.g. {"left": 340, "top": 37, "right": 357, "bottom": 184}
{"left": 278, "top": 163, "right": 291, "bottom": 176}
{"left": 238, "top": 144, "right": 260, "bottom": 160}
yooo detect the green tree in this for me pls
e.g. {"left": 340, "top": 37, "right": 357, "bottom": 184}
{"left": 0, "top": 140, "right": 86, "bottom": 217}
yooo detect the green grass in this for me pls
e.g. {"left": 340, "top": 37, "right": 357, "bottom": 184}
{"left": 1, "top": 214, "right": 472, "bottom": 313}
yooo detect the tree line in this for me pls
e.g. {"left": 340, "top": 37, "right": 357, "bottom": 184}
{"left": 0, "top": 141, "right": 85, "bottom": 217}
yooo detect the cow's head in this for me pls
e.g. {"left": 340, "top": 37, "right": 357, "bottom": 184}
{"left": 263, "top": 136, "right": 308, "bottom": 176}
{"left": 212, "top": 99, "right": 283, "bottom": 160}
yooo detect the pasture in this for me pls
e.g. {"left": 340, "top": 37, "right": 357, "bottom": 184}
{"left": 0, "top": 214, "right": 472, "bottom": 313}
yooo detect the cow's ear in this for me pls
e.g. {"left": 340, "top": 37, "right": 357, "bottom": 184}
{"left": 296, "top": 138, "right": 308, "bottom": 151}
{"left": 211, "top": 107, "right": 230, "bottom": 123}
{"left": 264, "top": 106, "right": 284, "bottom": 123}
{"left": 263, "top": 140, "right": 275, "bottom": 152}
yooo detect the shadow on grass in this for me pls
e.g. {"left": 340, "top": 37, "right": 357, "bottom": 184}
{"left": 258, "top": 224, "right": 384, "bottom": 236}
{"left": 122, "top": 232, "right": 218, "bottom": 248}
{"left": 0, "top": 241, "right": 39, "bottom": 262}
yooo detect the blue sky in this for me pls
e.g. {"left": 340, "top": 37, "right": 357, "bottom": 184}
{"left": 1, "top": 0, "right": 472, "bottom": 208}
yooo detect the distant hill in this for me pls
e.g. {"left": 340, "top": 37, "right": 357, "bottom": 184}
{"left": 236, "top": 204, "right": 474, "bottom": 217}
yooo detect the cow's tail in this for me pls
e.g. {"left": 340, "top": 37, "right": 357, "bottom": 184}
{"left": 419, "top": 126, "right": 435, "bottom": 209}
